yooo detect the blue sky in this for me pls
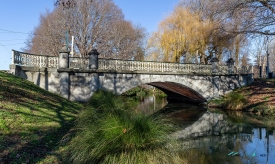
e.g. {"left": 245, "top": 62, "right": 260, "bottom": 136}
{"left": 0, "top": 0, "right": 179, "bottom": 70}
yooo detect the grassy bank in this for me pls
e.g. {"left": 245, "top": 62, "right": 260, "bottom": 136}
{"left": 208, "top": 78, "right": 275, "bottom": 115}
{"left": 0, "top": 71, "right": 183, "bottom": 163}
{"left": 0, "top": 71, "right": 83, "bottom": 163}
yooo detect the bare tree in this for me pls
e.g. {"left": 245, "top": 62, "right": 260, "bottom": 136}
{"left": 184, "top": 0, "right": 275, "bottom": 35}
{"left": 99, "top": 20, "right": 146, "bottom": 59}
{"left": 24, "top": 8, "right": 65, "bottom": 56}
{"left": 25, "top": 0, "right": 146, "bottom": 59}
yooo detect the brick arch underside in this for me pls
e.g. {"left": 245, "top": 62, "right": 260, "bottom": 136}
{"left": 147, "top": 82, "right": 207, "bottom": 103}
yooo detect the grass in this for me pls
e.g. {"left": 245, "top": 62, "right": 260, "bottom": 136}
{"left": 223, "top": 92, "right": 248, "bottom": 110}
{"left": 0, "top": 71, "right": 83, "bottom": 163}
{"left": 208, "top": 92, "right": 248, "bottom": 110}
{"left": 63, "top": 90, "right": 183, "bottom": 164}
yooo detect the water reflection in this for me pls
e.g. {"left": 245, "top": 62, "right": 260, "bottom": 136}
{"left": 134, "top": 95, "right": 168, "bottom": 115}
{"left": 136, "top": 97, "right": 275, "bottom": 164}
{"left": 176, "top": 127, "right": 275, "bottom": 164}
{"left": 172, "top": 110, "right": 275, "bottom": 164}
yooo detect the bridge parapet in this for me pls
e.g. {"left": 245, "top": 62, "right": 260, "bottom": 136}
{"left": 12, "top": 50, "right": 58, "bottom": 68}
{"left": 98, "top": 58, "right": 213, "bottom": 74}
{"left": 11, "top": 50, "right": 252, "bottom": 75}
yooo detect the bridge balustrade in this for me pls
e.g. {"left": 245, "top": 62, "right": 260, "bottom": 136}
{"left": 98, "top": 58, "right": 213, "bottom": 73}
{"left": 69, "top": 57, "right": 89, "bottom": 69}
{"left": 11, "top": 50, "right": 252, "bottom": 75}
{"left": 12, "top": 50, "right": 58, "bottom": 68}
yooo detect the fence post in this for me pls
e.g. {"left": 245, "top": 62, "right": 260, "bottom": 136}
{"left": 88, "top": 49, "right": 99, "bottom": 69}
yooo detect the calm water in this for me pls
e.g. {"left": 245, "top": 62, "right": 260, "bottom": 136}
{"left": 137, "top": 96, "right": 275, "bottom": 164}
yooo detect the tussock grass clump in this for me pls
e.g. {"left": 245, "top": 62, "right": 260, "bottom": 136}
{"left": 66, "top": 90, "right": 183, "bottom": 164}
{"left": 223, "top": 92, "right": 248, "bottom": 110}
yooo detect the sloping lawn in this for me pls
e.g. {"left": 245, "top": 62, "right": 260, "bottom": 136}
{"left": 208, "top": 78, "right": 275, "bottom": 113}
{"left": 0, "top": 71, "right": 83, "bottom": 163}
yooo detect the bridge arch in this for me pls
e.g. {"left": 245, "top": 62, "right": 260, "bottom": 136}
{"left": 147, "top": 82, "right": 206, "bottom": 103}
{"left": 118, "top": 81, "right": 206, "bottom": 103}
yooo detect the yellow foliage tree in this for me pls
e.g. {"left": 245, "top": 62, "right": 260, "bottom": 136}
{"left": 147, "top": 6, "right": 215, "bottom": 63}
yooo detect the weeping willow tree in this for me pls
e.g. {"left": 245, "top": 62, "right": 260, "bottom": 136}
{"left": 147, "top": 6, "right": 216, "bottom": 63}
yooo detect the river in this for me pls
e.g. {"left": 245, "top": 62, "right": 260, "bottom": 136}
{"left": 135, "top": 96, "right": 275, "bottom": 164}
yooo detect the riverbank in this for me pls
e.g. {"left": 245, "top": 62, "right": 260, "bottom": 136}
{"left": 209, "top": 78, "right": 275, "bottom": 114}
{"left": 208, "top": 78, "right": 275, "bottom": 126}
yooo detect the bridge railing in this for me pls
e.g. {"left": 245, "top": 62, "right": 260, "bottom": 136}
{"left": 12, "top": 50, "right": 58, "bottom": 68}
{"left": 69, "top": 57, "right": 89, "bottom": 69}
{"left": 234, "top": 65, "right": 253, "bottom": 74}
{"left": 98, "top": 58, "right": 213, "bottom": 73}
{"left": 12, "top": 50, "right": 252, "bottom": 75}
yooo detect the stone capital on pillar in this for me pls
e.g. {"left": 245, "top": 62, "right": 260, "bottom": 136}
{"left": 88, "top": 49, "right": 99, "bottom": 69}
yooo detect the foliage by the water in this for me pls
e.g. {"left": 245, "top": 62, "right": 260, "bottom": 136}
{"left": 123, "top": 85, "right": 167, "bottom": 100}
{"left": 65, "top": 90, "right": 183, "bottom": 164}
{"left": 223, "top": 92, "right": 248, "bottom": 110}
{"left": 208, "top": 92, "right": 247, "bottom": 110}
{"left": 0, "top": 71, "right": 83, "bottom": 163}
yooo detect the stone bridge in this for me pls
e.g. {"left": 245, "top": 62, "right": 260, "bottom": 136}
{"left": 9, "top": 48, "right": 253, "bottom": 102}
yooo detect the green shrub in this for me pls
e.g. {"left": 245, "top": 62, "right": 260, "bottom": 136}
{"left": 123, "top": 86, "right": 167, "bottom": 100}
{"left": 223, "top": 92, "right": 247, "bottom": 110}
{"left": 66, "top": 90, "right": 182, "bottom": 164}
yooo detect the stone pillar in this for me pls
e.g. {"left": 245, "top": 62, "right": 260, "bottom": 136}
{"left": 226, "top": 58, "right": 235, "bottom": 74}
{"left": 59, "top": 46, "right": 70, "bottom": 99}
{"left": 210, "top": 57, "right": 219, "bottom": 74}
{"left": 212, "top": 76, "right": 220, "bottom": 98}
{"left": 88, "top": 49, "right": 100, "bottom": 99}
{"left": 89, "top": 73, "right": 100, "bottom": 96}
{"left": 88, "top": 49, "right": 99, "bottom": 69}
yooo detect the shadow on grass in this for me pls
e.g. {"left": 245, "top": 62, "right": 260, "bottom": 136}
{"left": 0, "top": 72, "right": 82, "bottom": 163}
{"left": 0, "top": 102, "right": 79, "bottom": 164}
